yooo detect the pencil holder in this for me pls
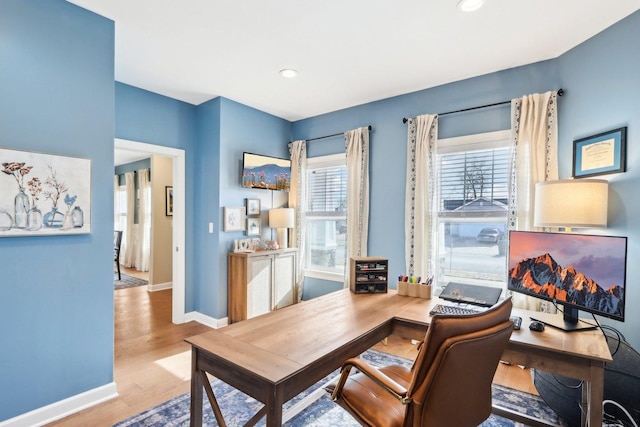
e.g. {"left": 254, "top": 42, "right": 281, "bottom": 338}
{"left": 408, "top": 282, "right": 420, "bottom": 298}
{"left": 418, "top": 284, "right": 432, "bottom": 300}
{"left": 397, "top": 281, "right": 408, "bottom": 296}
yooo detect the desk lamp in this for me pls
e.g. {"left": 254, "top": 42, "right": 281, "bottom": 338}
{"left": 533, "top": 179, "right": 608, "bottom": 232}
{"left": 269, "top": 208, "right": 294, "bottom": 249}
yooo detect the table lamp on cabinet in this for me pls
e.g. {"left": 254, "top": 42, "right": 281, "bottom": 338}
{"left": 269, "top": 208, "right": 294, "bottom": 249}
{"left": 533, "top": 179, "right": 608, "bottom": 232}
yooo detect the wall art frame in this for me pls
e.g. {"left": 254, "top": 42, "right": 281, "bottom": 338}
{"left": 223, "top": 206, "right": 245, "bottom": 232}
{"left": 0, "top": 147, "right": 91, "bottom": 237}
{"left": 573, "top": 127, "right": 627, "bottom": 178}
{"left": 165, "top": 186, "right": 173, "bottom": 216}
{"left": 245, "top": 198, "right": 260, "bottom": 216}
{"left": 246, "top": 217, "right": 261, "bottom": 236}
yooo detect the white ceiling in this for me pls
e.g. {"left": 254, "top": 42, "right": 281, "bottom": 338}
{"left": 69, "top": 0, "right": 640, "bottom": 122}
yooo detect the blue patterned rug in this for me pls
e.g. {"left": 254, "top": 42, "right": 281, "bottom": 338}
{"left": 115, "top": 273, "right": 148, "bottom": 290}
{"left": 113, "top": 350, "right": 567, "bottom": 426}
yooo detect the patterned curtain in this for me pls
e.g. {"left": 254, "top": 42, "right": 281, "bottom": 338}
{"left": 344, "top": 127, "right": 370, "bottom": 289}
{"left": 288, "top": 140, "right": 306, "bottom": 302}
{"left": 405, "top": 114, "right": 438, "bottom": 278}
{"left": 508, "top": 91, "right": 559, "bottom": 309}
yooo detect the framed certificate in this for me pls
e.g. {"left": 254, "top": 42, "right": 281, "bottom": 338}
{"left": 573, "top": 127, "right": 626, "bottom": 178}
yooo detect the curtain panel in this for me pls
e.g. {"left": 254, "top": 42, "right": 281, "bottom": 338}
{"left": 288, "top": 140, "right": 307, "bottom": 302}
{"left": 344, "top": 127, "right": 370, "bottom": 289}
{"left": 508, "top": 90, "right": 559, "bottom": 309}
{"left": 122, "top": 171, "right": 136, "bottom": 267}
{"left": 405, "top": 114, "right": 438, "bottom": 278}
{"left": 135, "top": 168, "right": 151, "bottom": 272}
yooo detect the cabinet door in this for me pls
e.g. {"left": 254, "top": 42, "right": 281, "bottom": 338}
{"left": 274, "top": 251, "right": 296, "bottom": 309}
{"left": 247, "top": 255, "right": 273, "bottom": 318}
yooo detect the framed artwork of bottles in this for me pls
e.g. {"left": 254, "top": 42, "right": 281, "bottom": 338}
{"left": 0, "top": 147, "right": 91, "bottom": 237}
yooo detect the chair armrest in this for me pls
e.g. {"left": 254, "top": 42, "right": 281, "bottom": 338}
{"left": 330, "top": 357, "right": 410, "bottom": 404}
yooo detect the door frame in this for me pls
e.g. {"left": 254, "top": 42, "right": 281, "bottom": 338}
{"left": 115, "top": 138, "right": 186, "bottom": 324}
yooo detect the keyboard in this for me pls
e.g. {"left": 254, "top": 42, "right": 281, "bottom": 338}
{"left": 429, "top": 304, "right": 480, "bottom": 316}
{"left": 429, "top": 304, "right": 523, "bottom": 330}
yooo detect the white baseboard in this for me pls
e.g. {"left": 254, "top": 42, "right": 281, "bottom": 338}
{"left": 147, "top": 281, "right": 172, "bottom": 292}
{"left": 185, "top": 310, "right": 228, "bottom": 329}
{"left": 0, "top": 382, "right": 117, "bottom": 427}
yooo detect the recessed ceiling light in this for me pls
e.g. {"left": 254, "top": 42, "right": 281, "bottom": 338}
{"left": 457, "top": 0, "right": 484, "bottom": 12}
{"left": 279, "top": 69, "right": 298, "bottom": 78}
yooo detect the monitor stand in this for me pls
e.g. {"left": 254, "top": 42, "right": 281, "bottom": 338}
{"left": 529, "top": 306, "right": 597, "bottom": 332}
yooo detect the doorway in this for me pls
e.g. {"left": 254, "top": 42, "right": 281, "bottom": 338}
{"left": 115, "top": 138, "right": 186, "bottom": 324}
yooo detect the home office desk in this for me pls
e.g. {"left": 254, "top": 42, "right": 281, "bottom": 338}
{"left": 186, "top": 289, "right": 611, "bottom": 427}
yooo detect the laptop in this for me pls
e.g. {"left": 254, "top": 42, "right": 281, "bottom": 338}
{"left": 438, "top": 282, "right": 502, "bottom": 308}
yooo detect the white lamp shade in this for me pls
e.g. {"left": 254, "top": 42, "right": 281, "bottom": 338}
{"left": 534, "top": 179, "right": 608, "bottom": 228}
{"left": 269, "top": 208, "right": 295, "bottom": 229}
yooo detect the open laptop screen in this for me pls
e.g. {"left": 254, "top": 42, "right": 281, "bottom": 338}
{"left": 438, "top": 282, "right": 502, "bottom": 307}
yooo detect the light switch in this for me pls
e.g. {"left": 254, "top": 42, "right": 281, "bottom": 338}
{"left": 209, "top": 222, "right": 213, "bottom": 233}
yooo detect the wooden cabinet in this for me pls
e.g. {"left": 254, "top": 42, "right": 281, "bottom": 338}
{"left": 350, "top": 256, "right": 388, "bottom": 294}
{"left": 228, "top": 248, "right": 297, "bottom": 323}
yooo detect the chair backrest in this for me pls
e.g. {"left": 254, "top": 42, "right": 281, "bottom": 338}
{"left": 404, "top": 297, "right": 513, "bottom": 427}
{"left": 114, "top": 230, "right": 123, "bottom": 255}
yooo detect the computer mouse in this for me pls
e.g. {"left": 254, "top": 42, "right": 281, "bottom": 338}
{"left": 529, "top": 321, "right": 545, "bottom": 332}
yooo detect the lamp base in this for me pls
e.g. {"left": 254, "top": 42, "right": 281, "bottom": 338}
{"left": 276, "top": 228, "right": 288, "bottom": 249}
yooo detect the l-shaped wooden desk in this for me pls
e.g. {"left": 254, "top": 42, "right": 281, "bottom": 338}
{"left": 186, "top": 289, "right": 612, "bottom": 427}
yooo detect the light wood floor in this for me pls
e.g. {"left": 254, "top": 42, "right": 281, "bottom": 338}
{"left": 48, "top": 284, "right": 537, "bottom": 426}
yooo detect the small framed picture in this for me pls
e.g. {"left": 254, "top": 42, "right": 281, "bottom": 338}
{"left": 165, "top": 186, "right": 173, "bottom": 216}
{"left": 223, "top": 206, "right": 245, "bottom": 232}
{"left": 573, "top": 127, "right": 626, "bottom": 178}
{"left": 246, "top": 217, "right": 261, "bottom": 236}
{"left": 246, "top": 198, "right": 260, "bottom": 216}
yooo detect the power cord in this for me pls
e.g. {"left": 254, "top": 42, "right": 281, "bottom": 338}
{"left": 603, "top": 400, "right": 638, "bottom": 427}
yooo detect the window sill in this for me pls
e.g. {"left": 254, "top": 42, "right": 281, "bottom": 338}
{"left": 304, "top": 269, "right": 344, "bottom": 283}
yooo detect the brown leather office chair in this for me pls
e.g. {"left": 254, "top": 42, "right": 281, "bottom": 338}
{"left": 114, "top": 230, "right": 123, "bottom": 281}
{"left": 329, "top": 297, "right": 514, "bottom": 427}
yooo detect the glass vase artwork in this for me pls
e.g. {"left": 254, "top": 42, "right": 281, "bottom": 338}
{"left": 0, "top": 210, "right": 13, "bottom": 231}
{"left": 1, "top": 148, "right": 91, "bottom": 236}
{"left": 14, "top": 188, "right": 30, "bottom": 229}
{"left": 72, "top": 206, "right": 84, "bottom": 228}
{"left": 62, "top": 211, "right": 73, "bottom": 230}
{"left": 43, "top": 207, "right": 64, "bottom": 228}
{"left": 27, "top": 206, "right": 42, "bottom": 231}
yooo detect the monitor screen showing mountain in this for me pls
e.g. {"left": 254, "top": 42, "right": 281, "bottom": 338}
{"left": 508, "top": 231, "right": 626, "bottom": 322}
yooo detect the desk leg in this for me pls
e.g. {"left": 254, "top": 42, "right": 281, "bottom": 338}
{"left": 190, "top": 348, "right": 203, "bottom": 427}
{"left": 586, "top": 363, "right": 605, "bottom": 427}
{"left": 265, "top": 386, "right": 284, "bottom": 427}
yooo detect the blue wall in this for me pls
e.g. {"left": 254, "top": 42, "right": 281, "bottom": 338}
{"left": 216, "top": 98, "right": 291, "bottom": 315}
{"left": 114, "top": 82, "right": 200, "bottom": 311}
{"left": 292, "top": 60, "right": 560, "bottom": 302}
{"left": 2, "top": 1, "right": 640, "bottom": 422}
{"left": 0, "top": 0, "right": 114, "bottom": 420}
{"left": 292, "top": 12, "right": 640, "bottom": 349}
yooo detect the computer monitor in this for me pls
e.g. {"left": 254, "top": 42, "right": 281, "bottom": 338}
{"left": 508, "top": 230, "right": 627, "bottom": 331}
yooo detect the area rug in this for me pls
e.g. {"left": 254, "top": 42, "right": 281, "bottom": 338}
{"left": 113, "top": 350, "right": 567, "bottom": 426}
{"left": 115, "top": 273, "right": 148, "bottom": 290}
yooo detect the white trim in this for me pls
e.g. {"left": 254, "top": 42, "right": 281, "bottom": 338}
{"left": 185, "top": 311, "right": 228, "bottom": 329}
{"left": 306, "top": 152, "right": 346, "bottom": 166}
{"left": 0, "top": 383, "right": 117, "bottom": 427}
{"left": 147, "top": 282, "right": 172, "bottom": 292}
{"left": 114, "top": 139, "right": 186, "bottom": 324}
{"left": 304, "top": 269, "right": 344, "bottom": 282}
{"left": 437, "top": 129, "right": 511, "bottom": 154}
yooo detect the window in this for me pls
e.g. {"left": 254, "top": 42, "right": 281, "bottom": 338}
{"left": 435, "top": 130, "right": 511, "bottom": 292}
{"left": 304, "top": 153, "right": 347, "bottom": 281}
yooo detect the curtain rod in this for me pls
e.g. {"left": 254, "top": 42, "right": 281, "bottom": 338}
{"left": 402, "top": 88, "right": 564, "bottom": 123}
{"left": 293, "top": 125, "right": 372, "bottom": 143}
